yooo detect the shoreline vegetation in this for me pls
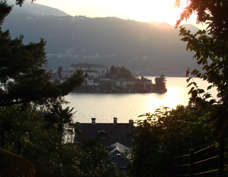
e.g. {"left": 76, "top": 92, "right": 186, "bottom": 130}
{"left": 53, "top": 64, "right": 167, "bottom": 94}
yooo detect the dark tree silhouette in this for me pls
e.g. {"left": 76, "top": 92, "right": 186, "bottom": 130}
{"left": 0, "top": 1, "right": 84, "bottom": 107}
{"left": 176, "top": 0, "right": 228, "bottom": 137}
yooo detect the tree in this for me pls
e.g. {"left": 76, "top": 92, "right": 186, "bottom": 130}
{"left": 44, "top": 98, "right": 75, "bottom": 138}
{"left": 130, "top": 106, "right": 213, "bottom": 177}
{"left": 131, "top": 1, "right": 228, "bottom": 176}
{"left": 57, "top": 66, "right": 63, "bottom": 79}
{"left": 0, "top": 101, "right": 123, "bottom": 177}
{"left": 0, "top": 2, "right": 123, "bottom": 177}
{"left": 0, "top": 1, "right": 86, "bottom": 176}
{"left": 0, "top": 1, "right": 84, "bottom": 107}
{"left": 174, "top": 2, "right": 228, "bottom": 175}
{"left": 106, "top": 65, "right": 133, "bottom": 79}
{"left": 154, "top": 74, "right": 167, "bottom": 92}
{"left": 176, "top": 0, "right": 228, "bottom": 40}
{"left": 0, "top": 104, "right": 62, "bottom": 176}
{"left": 76, "top": 140, "right": 121, "bottom": 177}
{"left": 175, "top": 0, "right": 228, "bottom": 138}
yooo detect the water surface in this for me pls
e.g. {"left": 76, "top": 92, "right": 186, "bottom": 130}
{"left": 65, "top": 77, "right": 217, "bottom": 123}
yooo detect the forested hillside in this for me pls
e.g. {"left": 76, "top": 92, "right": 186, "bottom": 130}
{"left": 2, "top": 2, "right": 200, "bottom": 75}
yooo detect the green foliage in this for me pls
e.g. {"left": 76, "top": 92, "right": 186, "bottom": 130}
{"left": 77, "top": 140, "right": 121, "bottom": 177}
{"left": 176, "top": 0, "right": 228, "bottom": 138}
{"left": 154, "top": 74, "right": 167, "bottom": 92}
{"left": 0, "top": 27, "right": 84, "bottom": 106}
{"left": 0, "top": 104, "right": 122, "bottom": 177}
{"left": 176, "top": 0, "right": 228, "bottom": 40}
{"left": 57, "top": 66, "right": 62, "bottom": 79}
{"left": 0, "top": 1, "right": 101, "bottom": 176}
{"left": 107, "top": 65, "right": 133, "bottom": 79}
{"left": 44, "top": 98, "right": 75, "bottom": 140}
{"left": 0, "top": 1, "right": 84, "bottom": 107}
{"left": 0, "top": 1, "right": 12, "bottom": 25}
{"left": 130, "top": 106, "right": 213, "bottom": 177}
{"left": 0, "top": 104, "right": 58, "bottom": 175}
{"left": 0, "top": 104, "right": 36, "bottom": 153}
{"left": 132, "top": 1, "right": 228, "bottom": 176}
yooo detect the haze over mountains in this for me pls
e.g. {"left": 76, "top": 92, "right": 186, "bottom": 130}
{"left": 7, "top": 0, "right": 69, "bottom": 16}
{"left": 2, "top": 1, "right": 200, "bottom": 76}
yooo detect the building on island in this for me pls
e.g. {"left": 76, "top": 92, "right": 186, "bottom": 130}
{"left": 54, "top": 63, "right": 167, "bottom": 93}
{"left": 115, "top": 78, "right": 137, "bottom": 89}
{"left": 70, "top": 63, "right": 108, "bottom": 78}
{"left": 135, "top": 76, "right": 154, "bottom": 92}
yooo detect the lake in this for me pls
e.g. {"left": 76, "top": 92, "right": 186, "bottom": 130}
{"left": 65, "top": 77, "right": 217, "bottom": 123}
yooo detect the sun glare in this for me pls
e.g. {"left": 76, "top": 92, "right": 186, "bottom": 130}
{"left": 119, "top": 0, "right": 187, "bottom": 26}
{"left": 37, "top": 0, "right": 189, "bottom": 26}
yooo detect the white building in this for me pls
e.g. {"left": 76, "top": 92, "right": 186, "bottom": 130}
{"left": 115, "top": 78, "right": 137, "bottom": 89}
{"left": 70, "top": 63, "right": 108, "bottom": 78}
{"left": 85, "top": 77, "right": 100, "bottom": 86}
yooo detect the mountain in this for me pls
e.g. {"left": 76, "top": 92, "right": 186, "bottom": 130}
{"left": 148, "top": 22, "right": 174, "bottom": 29}
{"left": 181, "top": 24, "right": 201, "bottom": 34}
{"left": 2, "top": 4, "right": 201, "bottom": 76}
{"left": 7, "top": 0, "right": 69, "bottom": 16}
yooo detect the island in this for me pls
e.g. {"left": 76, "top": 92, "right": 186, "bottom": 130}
{"left": 52, "top": 63, "right": 167, "bottom": 93}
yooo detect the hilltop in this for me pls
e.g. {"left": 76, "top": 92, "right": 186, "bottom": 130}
{"left": 7, "top": 0, "right": 69, "bottom": 16}
{"left": 2, "top": 2, "right": 201, "bottom": 76}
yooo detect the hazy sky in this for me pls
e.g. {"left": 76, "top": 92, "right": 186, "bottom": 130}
{"left": 35, "top": 0, "right": 199, "bottom": 26}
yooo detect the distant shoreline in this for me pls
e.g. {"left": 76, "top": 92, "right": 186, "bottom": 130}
{"left": 72, "top": 88, "right": 167, "bottom": 94}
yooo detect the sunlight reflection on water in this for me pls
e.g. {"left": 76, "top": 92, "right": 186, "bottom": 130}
{"left": 65, "top": 77, "right": 217, "bottom": 123}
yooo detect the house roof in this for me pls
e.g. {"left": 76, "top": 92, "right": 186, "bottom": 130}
{"left": 109, "top": 142, "right": 130, "bottom": 154}
{"left": 75, "top": 120, "right": 134, "bottom": 147}
{"left": 108, "top": 142, "right": 131, "bottom": 170}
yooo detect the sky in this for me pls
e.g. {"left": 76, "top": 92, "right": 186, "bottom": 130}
{"left": 35, "top": 0, "right": 200, "bottom": 27}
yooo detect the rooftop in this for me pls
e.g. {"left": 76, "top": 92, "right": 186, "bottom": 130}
{"left": 75, "top": 118, "right": 134, "bottom": 147}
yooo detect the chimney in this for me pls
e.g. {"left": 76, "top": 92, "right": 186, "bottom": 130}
{"left": 129, "top": 119, "right": 134, "bottom": 125}
{"left": 113, "top": 117, "right": 117, "bottom": 124}
{"left": 91, "top": 118, "right": 96, "bottom": 124}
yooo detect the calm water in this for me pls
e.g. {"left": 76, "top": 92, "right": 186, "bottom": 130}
{"left": 65, "top": 77, "right": 217, "bottom": 123}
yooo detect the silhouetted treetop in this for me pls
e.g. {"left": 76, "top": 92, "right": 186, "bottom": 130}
{"left": 176, "top": 0, "right": 228, "bottom": 40}
{"left": 0, "top": 1, "right": 85, "bottom": 107}
{"left": 106, "top": 65, "right": 134, "bottom": 79}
